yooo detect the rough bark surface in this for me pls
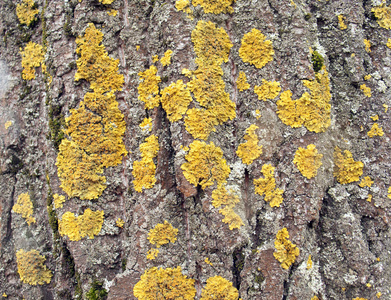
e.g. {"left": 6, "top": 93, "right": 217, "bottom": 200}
{"left": 1, "top": 0, "right": 391, "bottom": 299}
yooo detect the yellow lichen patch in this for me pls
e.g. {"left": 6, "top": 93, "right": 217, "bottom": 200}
{"left": 138, "top": 65, "right": 161, "bottom": 109}
{"left": 254, "top": 164, "right": 284, "bottom": 207}
{"left": 372, "top": 4, "right": 391, "bottom": 29}
{"left": 132, "top": 135, "right": 159, "bottom": 192}
{"left": 107, "top": 9, "right": 118, "bottom": 16}
{"left": 273, "top": 228, "right": 300, "bottom": 269}
{"left": 307, "top": 255, "right": 313, "bottom": 269}
{"left": 139, "top": 117, "right": 152, "bottom": 132}
{"left": 184, "top": 109, "right": 217, "bottom": 139}
{"left": 160, "top": 50, "right": 173, "bottom": 67}
{"left": 352, "top": 298, "right": 368, "bottom": 300}
{"left": 387, "top": 39, "right": 391, "bottom": 49}
{"left": 74, "top": 24, "right": 124, "bottom": 92}
{"left": 338, "top": 14, "right": 347, "bottom": 30}
{"left": 370, "top": 114, "right": 379, "bottom": 121}
{"left": 367, "top": 123, "right": 384, "bottom": 137}
{"left": 58, "top": 208, "right": 104, "bottom": 241}
{"left": 152, "top": 55, "right": 159, "bottom": 63}
{"left": 161, "top": 80, "right": 192, "bottom": 122}
{"left": 16, "top": 249, "right": 52, "bottom": 285}
{"left": 133, "top": 267, "right": 196, "bottom": 300}
{"left": 212, "top": 185, "right": 243, "bottom": 230}
{"left": 237, "top": 71, "right": 250, "bottom": 91}
{"left": 239, "top": 28, "right": 274, "bottom": 69}
{"left": 181, "top": 140, "right": 231, "bottom": 189}
{"left": 360, "top": 84, "right": 371, "bottom": 97}
{"left": 255, "top": 109, "right": 261, "bottom": 119}
{"left": 53, "top": 193, "right": 65, "bottom": 209}
{"left": 16, "top": 0, "right": 39, "bottom": 26}
{"left": 99, "top": 0, "right": 115, "bottom": 3}
{"left": 146, "top": 249, "right": 159, "bottom": 260}
{"left": 204, "top": 257, "right": 213, "bottom": 266}
{"left": 200, "top": 276, "right": 239, "bottom": 300}
{"left": 116, "top": 218, "right": 125, "bottom": 228}
{"left": 175, "top": 0, "right": 192, "bottom": 13}
{"left": 277, "top": 66, "right": 331, "bottom": 133}
{"left": 147, "top": 221, "right": 178, "bottom": 248}
{"left": 359, "top": 176, "right": 374, "bottom": 188}
{"left": 364, "top": 74, "right": 372, "bottom": 81}
{"left": 13, "top": 193, "right": 35, "bottom": 226}
{"left": 364, "top": 39, "right": 371, "bottom": 53}
{"left": 192, "top": 0, "right": 235, "bottom": 14}
{"left": 388, "top": 187, "right": 391, "bottom": 199}
{"left": 254, "top": 79, "right": 281, "bottom": 101}
{"left": 333, "top": 147, "right": 364, "bottom": 184}
{"left": 311, "top": 296, "right": 319, "bottom": 300}
{"left": 236, "top": 124, "right": 262, "bottom": 165}
{"left": 376, "top": 292, "right": 382, "bottom": 298}
{"left": 4, "top": 121, "right": 12, "bottom": 129}
{"left": 136, "top": 45, "right": 140, "bottom": 51}
{"left": 293, "top": 144, "right": 323, "bottom": 179}
{"left": 384, "top": 104, "right": 388, "bottom": 112}
{"left": 367, "top": 194, "right": 372, "bottom": 202}
{"left": 20, "top": 42, "right": 45, "bottom": 80}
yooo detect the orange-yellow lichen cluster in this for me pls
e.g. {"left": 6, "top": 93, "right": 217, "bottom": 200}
{"left": 176, "top": 0, "right": 192, "bottom": 14}
{"left": 139, "top": 117, "right": 152, "bottom": 132}
{"left": 239, "top": 28, "right": 274, "bottom": 69}
{"left": 181, "top": 140, "right": 231, "bottom": 189}
{"left": 372, "top": 4, "right": 391, "bottom": 29}
{"left": 364, "top": 39, "right": 371, "bottom": 53}
{"left": 192, "top": 0, "right": 235, "bottom": 14}
{"left": 307, "top": 255, "right": 313, "bottom": 269}
{"left": 16, "top": 0, "right": 39, "bottom": 26}
{"left": 133, "top": 267, "right": 196, "bottom": 300}
{"left": 338, "top": 15, "right": 347, "bottom": 30}
{"left": 293, "top": 144, "right": 323, "bottom": 179}
{"left": 138, "top": 65, "right": 161, "bottom": 109}
{"left": 333, "top": 147, "right": 364, "bottom": 184}
{"left": 237, "top": 71, "right": 250, "bottom": 91}
{"left": 12, "top": 193, "right": 35, "bottom": 225}
{"left": 132, "top": 135, "right": 159, "bottom": 192}
{"left": 367, "top": 123, "right": 384, "bottom": 137}
{"left": 254, "top": 164, "right": 284, "bottom": 207}
{"left": 58, "top": 208, "right": 104, "bottom": 241}
{"left": 236, "top": 124, "right": 262, "bottom": 165}
{"left": 254, "top": 79, "right": 281, "bottom": 101}
{"left": 359, "top": 176, "right": 374, "bottom": 188}
{"left": 146, "top": 248, "right": 159, "bottom": 260}
{"left": 20, "top": 42, "right": 45, "bottom": 80}
{"left": 273, "top": 228, "right": 300, "bottom": 269}
{"left": 212, "top": 185, "right": 244, "bottom": 230}
{"left": 161, "top": 80, "right": 192, "bottom": 122}
{"left": 277, "top": 66, "right": 331, "bottom": 133}
{"left": 148, "top": 221, "right": 178, "bottom": 248}
{"left": 56, "top": 24, "right": 127, "bottom": 200}
{"left": 161, "top": 50, "right": 173, "bottom": 67}
{"left": 200, "top": 276, "right": 239, "bottom": 300}
{"left": 16, "top": 249, "right": 52, "bottom": 285}
{"left": 360, "top": 84, "right": 371, "bottom": 97}
{"left": 53, "top": 193, "right": 65, "bottom": 209}
{"left": 5, "top": 121, "right": 13, "bottom": 129}
{"left": 107, "top": 9, "right": 118, "bottom": 16}
{"left": 352, "top": 298, "right": 368, "bottom": 300}
{"left": 116, "top": 218, "right": 125, "bottom": 228}
{"left": 99, "top": 0, "right": 116, "bottom": 5}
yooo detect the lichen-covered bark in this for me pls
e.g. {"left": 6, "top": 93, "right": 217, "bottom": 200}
{"left": 1, "top": 0, "right": 391, "bottom": 299}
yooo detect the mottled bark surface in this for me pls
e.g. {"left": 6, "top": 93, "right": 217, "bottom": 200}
{"left": 1, "top": 0, "right": 391, "bottom": 299}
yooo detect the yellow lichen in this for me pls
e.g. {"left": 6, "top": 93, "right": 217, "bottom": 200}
{"left": 367, "top": 194, "right": 372, "bottom": 202}
{"left": 160, "top": 50, "right": 173, "bottom": 67}
{"left": 204, "top": 257, "right": 213, "bottom": 266}
{"left": 212, "top": 185, "right": 244, "bottom": 230}
{"left": 333, "top": 147, "right": 364, "bottom": 184}
{"left": 384, "top": 104, "right": 388, "bottom": 112}
{"left": 58, "top": 208, "right": 104, "bottom": 241}
{"left": 388, "top": 187, "right": 391, "bottom": 199}
{"left": 338, "top": 14, "right": 347, "bottom": 30}
{"left": 16, "top": 0, "right": 39, "bottom": 26}
{"left": 200, "top": 276, "right": 239, "bottom": 300}
{"left": 360, "top": 84, "right": 371, "bottom": 97}
{"left": 136, "top": 45, "right": 140, "bottom": 51}
{"left": 254, "top": 79, "right": 281, "bottom": 101}
{"left": 353, "top": 298, "right": 368, "bottom": 300}
{"left": 192, "top": 0, "right": 235, "bottom": 14}
{"left": 236, "top": 71, "right": 250, "bottom": 91}
{"left": 99, "top": 0, "right": 115, "bottom": 3}
{"left": 184, "top": 109, "right": 216, "bottom": 139}
{"left": 16, "top": 249, "right": 52, "bottom": 286}
{"left": 376, "top": 292, "right": 382, "bottom": 298}
{"left": 13, "top": 193, "right": 35, "bottom": 225}
{"left": 147, "top": 220, "right": 178, "bottom": 248}
{"left": 4, "top": 121, "right": 12, "bottom": 129}
{"left": 161, "top": 80, "right": 192, "bottom": 122}
{"left": 176, "top": 0, "right": 192, "bottom": 13}
{"left": 367, "top": 123, "right": 384, "bottom": 137}
{"left": 255, "top": 109, "right": 261, "bottom": 119}
{"left": 236, "top": 124, "right": 262, "bottom": 165}
{"left": 146, "top": 249, "right": 159, "bottom": 260}
{"left": 138, "top": 65, "right": 161, "bottom": 109}
{"left": 116, "top": 218, "right": 125, "bottom": 228}
{"left": 359, "top": 176, "right": 374, "bottom": 188}
{"left": 364, "top": 39, "right": 371, "bottom": 53}
{"left": 53, "top": 193, "right": 65, "bottom": 209}
{"left": 370, "top": 114, "right": 378, "bottom": 121}
{"left": 372, "top": 4, "right": 391, "bottom": 29}
{"left": 239, "top": 28, "right": 274, "bottom": 69}
{"left": 277, "top": 66, "right": 331, "bottom": 133}
{"left": 139, "top": 117, "right": 152, "bottom": 132}
{"left": 133, "top": 267, "right": 196, "bottom": 300}
{"left": 307, "top": 255, "right": 313, "bottom": 269}
{"left": 364, "top": 74, "right": 372, "bottom": 81}
{"left": 387, "top": 39, "right": 391, "bottom": 48}
{"left": 293, "top": 144, "right": 323, "bottom": 179}
{"left": 132, "top": 135, "right": 159, "bottom": 192}
{"left": 107, "top": 9, "right": 118, "bottom": 16}
{"left": 254, "top": 164, "right": 284, "bottom": 207}
{"left": 20, "top": 42, "right": 45, "bottom": 80}
{"left": 152, "top": 55, "right": 159, "bottom": 63}
{"left": 181, "top": 140, "right": 231, "bottom": 189}
{"left": 311, "top": 296, "right": 319, "bottom": 300}
{"left": 273, "top": 228, "right": 300, "bottom": 269}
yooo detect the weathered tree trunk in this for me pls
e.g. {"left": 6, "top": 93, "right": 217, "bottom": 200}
{"left": 1, "top": 0, "right": 391, "bottom": 299}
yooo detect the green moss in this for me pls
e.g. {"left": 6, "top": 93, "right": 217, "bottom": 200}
{"left": 121, "top": 258, "right": 127, "bottom": 271}
{"left": 48, "top": 104, "right": 65, "bottom": 151}
{"left": 311, "top": 50, "right": 324, "bottom": 73}
{"left": 86, "top": 280, "right": 108, "bottom": 300}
